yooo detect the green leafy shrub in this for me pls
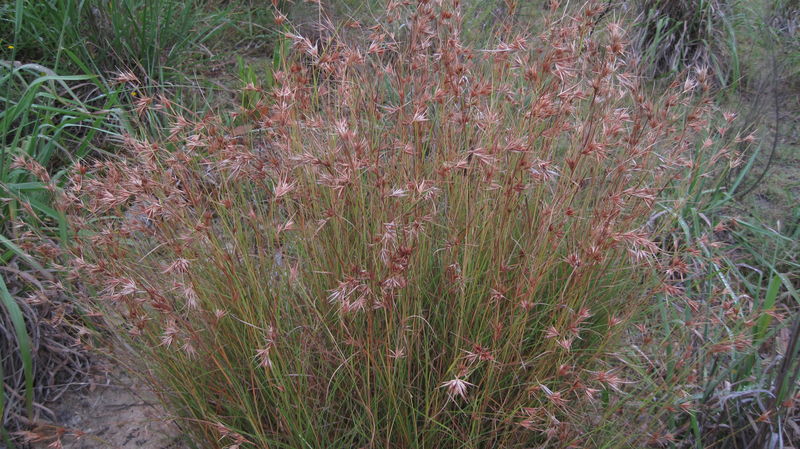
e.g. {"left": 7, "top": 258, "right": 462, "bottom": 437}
{"left": 67, "top": 1, "right": 737, "bottom": 447}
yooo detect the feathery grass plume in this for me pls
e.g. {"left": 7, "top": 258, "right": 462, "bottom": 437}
{"left": 67, "top": 1, "right": 733, "bottom": 447}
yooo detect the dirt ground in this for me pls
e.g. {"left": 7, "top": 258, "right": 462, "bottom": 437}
{"left": 28, "top": 369, "right": 186, "bottom": 449}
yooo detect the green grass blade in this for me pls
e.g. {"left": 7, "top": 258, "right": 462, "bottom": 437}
{"left": 0, "top": 233, "right": 48, "bottom": 273}
{"left": 0, "top": 339, "right": 8, "bottom": 447}
{"left": 13, "top": 0, "right": 23, "bottom": 46}
{"left": 0, "top": 273, "right": 34, "bottom": 418}
{"left": 755, "top": 274, "right": 781, "bottom": 343}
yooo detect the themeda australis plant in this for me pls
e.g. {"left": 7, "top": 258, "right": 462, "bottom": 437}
{"left": 66, "top": 1, "right": 735, "bottom": 447}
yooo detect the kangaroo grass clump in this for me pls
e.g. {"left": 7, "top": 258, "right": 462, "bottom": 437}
{"left": 65, "top": 1, "right": 740, "bottom": 447}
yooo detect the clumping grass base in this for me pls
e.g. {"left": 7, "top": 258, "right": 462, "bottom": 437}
{"left": 65, "top": 1, "right": 739, "bottom": 447}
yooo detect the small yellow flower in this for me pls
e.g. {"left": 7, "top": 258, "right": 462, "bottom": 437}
{"left": 7, "top": 45, "right": 14, "bottom": 49}
{"left": 131, "top": 91, "right": 138, "bottom": 96}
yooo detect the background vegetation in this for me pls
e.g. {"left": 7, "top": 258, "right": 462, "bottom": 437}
{"left": 1, "top": 0, "right": 798, "bottom": 447}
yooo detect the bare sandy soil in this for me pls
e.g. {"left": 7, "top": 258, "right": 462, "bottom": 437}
{"left": 29, "top": 369, "right": 186, "bottom": 449}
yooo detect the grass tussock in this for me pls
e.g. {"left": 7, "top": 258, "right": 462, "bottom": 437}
{"left": 1, "top": 0, "right": 230, "bottom": 84}
{"left": 631, "top": 0, "right": 738, "bottom": 86}
{"left": 61, "top": 1, "right": 750, "bottom": 447}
